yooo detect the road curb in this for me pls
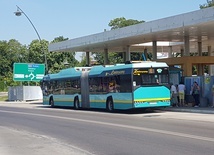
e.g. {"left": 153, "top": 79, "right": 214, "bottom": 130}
{"left": 161, "top": 107, "right": 214, "bottom": 114}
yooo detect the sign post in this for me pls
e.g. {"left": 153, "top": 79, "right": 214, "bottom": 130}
{"left": 13, "top": 63, "right": 45, "bottom": 82}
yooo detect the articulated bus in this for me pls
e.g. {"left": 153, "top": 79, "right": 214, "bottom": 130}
{"left": 40, "top": 61, "right": 171, "bottom": 112}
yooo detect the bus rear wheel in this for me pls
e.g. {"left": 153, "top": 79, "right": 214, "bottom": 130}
{"left": 50, "top": 97, "right": 54, "bottom": 107}
{"left": 74, "top": 98, "right": 80, "bottom": 109}
{"left": 107, "top": 98, "right": 114, "bottom": 112}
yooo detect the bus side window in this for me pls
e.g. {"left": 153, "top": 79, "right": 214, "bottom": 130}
{"left": 65, "top": 80, "right": 71, "bottom": 95}
{"left": 89, "top": 78, "right": 101, "bottom": 93}
{"left": 107, "top": 76, "right": 121, "bottom": 93}
{"left": 119, "top": 75, "right": 131, "bottom": 92}
{"left": 59, "top": 81, "right": 65, "bottom": 95}
{"left": 49, "top": 81, "right": 54, "bottom": 94}
{"left": 41, "top": 81, "right": 48, "bottom": 96}
{"left": 71, "top": 80, "right": 80, "bottom": 94}
{"left": 54, "top": 81, "right": 59, "bottom": 95}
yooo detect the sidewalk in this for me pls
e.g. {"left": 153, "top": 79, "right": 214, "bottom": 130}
{"left": 160, "top": 106, "right": 214, "bottom": 114}
{"left": 0, "top": 100, "right": 44, "bottom": 109}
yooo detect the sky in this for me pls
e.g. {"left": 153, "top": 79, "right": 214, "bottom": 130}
{"left": 1, "top": 0, "right": 207, "bottom": 46}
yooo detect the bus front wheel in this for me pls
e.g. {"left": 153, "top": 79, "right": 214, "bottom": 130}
{"left": 107, "top": 98, "right": 114, "bottom": 112}
{"left": 74, "top": 98, "right": 80, "bottom": 110}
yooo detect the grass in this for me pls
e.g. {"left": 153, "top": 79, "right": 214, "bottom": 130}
{"left": 0, "top": 96, "right": 8, "bottom": 101}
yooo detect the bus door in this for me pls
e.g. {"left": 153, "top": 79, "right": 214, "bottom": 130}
{"left": 81, "top": 71, "right": 90, "bottom": 108}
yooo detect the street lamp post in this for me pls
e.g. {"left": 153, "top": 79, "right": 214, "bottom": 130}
{"left": 14, "top": 5, "right": 48, "bottom": 74}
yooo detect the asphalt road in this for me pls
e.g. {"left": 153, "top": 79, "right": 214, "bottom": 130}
{"left": 0, "top": 103, "right": 214, "bottom": 155}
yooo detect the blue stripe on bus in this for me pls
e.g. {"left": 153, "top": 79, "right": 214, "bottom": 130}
{"left": 44, "top": 94, "right": 79, "bottom": 107}
{"left": 89, "top": 93, "right": 133, "bottom": 109}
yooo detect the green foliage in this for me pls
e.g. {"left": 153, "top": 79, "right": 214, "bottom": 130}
{"left": 0, "top": 81, "right": 6, "bottom": 91}
{"left": 109, "top": 52, "right": 124, "bottom": 64}
{"left": 0, "top": 96, "right": 8, "bottom": 101}
{"left": 0, "top": 40, "right": 27, "bottom": 77}
{"left": 200, "top": 0, "right": 214, "bottom": 9}
{"left": 108, "top": 17, "right": 144, "bottom": 30}
{"left": 93, "top": 52, "right": 104, "bottom": 64}
{"left": 93, "top": 52, "right": 124, "bottom": 65}
{"left": 0, "top": 36, "right": 80, "bottom": 88}
{"left": 78, "top": 57, "right": 87, "bottom": 67}
{"left": 131, "top": 53, "right": 143, "bottom": 61}
{"left": 47, "top": 36, "right": 79, "bottom": 73}
{"left": 51, "top": 36, "right": 69, "bottom": 43}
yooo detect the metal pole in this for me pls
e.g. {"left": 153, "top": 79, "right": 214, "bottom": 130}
{"left": 15, "top": 5, "right": 48, "bottom": 74}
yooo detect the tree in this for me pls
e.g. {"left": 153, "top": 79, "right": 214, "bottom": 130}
{"left": 108, "top": 17, "right": 144, "bottom": 30}
{"left": 0, "top": 36, "right": 80, "bottom": 89}
{"left": 48, "top": 36, "right": 79, "bottom": 73}
{"left": 0, "top": 40, "right": 11, "bottom": 77}
{"left": 0, "top": 39, "right": 28, "bottom": 76}
{"left": 200, "top": 0, "right": 214, "bottom": 9}
{"left": 0, "top": 39, "right": 29, "bottom": 88}
{"left": 28, "top": 39, "right": 48, "bottom": 65}
{"left": 93, "top": 52, "right": 124, "bottom": 65}
{"left": 28, "top": 36, "right": 80, "bottom": 74}
{"left": 51, "top": 36, "right": 69, "bottom": 43}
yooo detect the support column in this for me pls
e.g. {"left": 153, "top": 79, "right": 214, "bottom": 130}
{"left": 85, "top": 51, "right": 90, "bottom": 66}
{"left": 168, "top": 46, "right": 172, "bottom": 58}
{"left": 208, "top": 46, "right": 212, "bottom": 56}
{"left": 122, "top": 52, "right": 126, "bottom": 62}
{"left": 122, "top": 47, "right": 126, "bottom": 62}
{"left": 180, "top": 48, "right": 184, "bottom": 57}
{"left": 104, "top": 48, "right": 109, "bottom": 65}
{"left": 184, "top": 36, "right": 190, "bottom": 56}
{"left": 197, "top": 64, "right": 204, "bottom": 76}
{"left": 182, "top": 62, "right": 192, "bottom": 76}
{"left": 152, "top": 41, "right": 157, "bottom": 60}
{"left": 198, "top": 42, "right": 202, "bottom": 56}
{"left": 197, "top": 42, "right": 203, "bottom": 75}
{"left": 125, "top": 45, "right": 131, "bottom": 61}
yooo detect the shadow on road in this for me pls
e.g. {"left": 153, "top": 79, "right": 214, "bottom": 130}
{"left": 36, "top": 104, "right": 165, "bottom": 115}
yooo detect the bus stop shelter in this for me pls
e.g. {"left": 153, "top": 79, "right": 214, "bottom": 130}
{"left": 49, "top": 7, "right": 214, "bottom": 76}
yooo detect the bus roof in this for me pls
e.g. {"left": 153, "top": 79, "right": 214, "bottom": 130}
{"left": 89, "top": 61, "right": 168, "bottom": 75}
{"left": 47, "top": 67, "right": 91, "bottom": 80}
{"left": 44, "top": 61, "right": 168, "bottom": 80}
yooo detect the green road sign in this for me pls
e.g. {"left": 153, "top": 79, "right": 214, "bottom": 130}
{"left": 13, "top": 63, "right": 45, "bottom": 82}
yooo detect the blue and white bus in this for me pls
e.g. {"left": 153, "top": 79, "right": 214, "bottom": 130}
{"left": 40, "top": 61, "right": 171, "bottom": 111}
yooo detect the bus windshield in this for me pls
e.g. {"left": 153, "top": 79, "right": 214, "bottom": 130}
{"left": 133, "top": 67, "right": 169, "bottom": 86}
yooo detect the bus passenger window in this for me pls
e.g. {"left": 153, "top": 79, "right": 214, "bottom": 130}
{"left": 108, "top": 80, "right": 120, "bottom": 93}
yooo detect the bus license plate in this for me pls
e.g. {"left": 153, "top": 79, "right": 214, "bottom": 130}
{"left": 150, "top": 102, "right": 157, "bottom": 104}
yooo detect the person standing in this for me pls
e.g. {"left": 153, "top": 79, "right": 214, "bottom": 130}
{"left": 178, "top": 82, "right": 186, "bottom": 107}
{"left": 191, "top": 81, "right": 200, "bottom": 107}
{"left": 175, "top": 84, "right": 179, "bottom": 104}
{"left": 170, "top": 83, "right": 178, "bottom": 107}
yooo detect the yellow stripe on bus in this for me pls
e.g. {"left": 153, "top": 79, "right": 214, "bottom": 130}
{"left": 134, "top": 97, "right": 170, "bottom": 102}
{"left": 90, "top": 100, "right": 132, "bottom": 104}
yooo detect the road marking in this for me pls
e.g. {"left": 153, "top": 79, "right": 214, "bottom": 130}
{"left": 1, "top": 109, "right": 214, "bottom": 143}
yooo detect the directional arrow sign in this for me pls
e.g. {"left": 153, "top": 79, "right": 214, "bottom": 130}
{"left": 13, "top": 63, "right": 45, "bottom": 82}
